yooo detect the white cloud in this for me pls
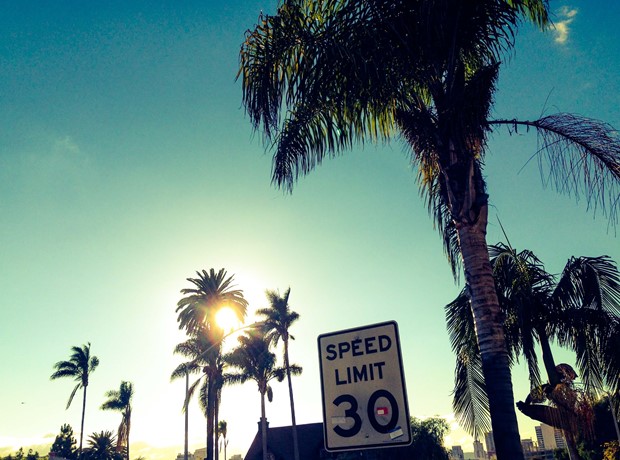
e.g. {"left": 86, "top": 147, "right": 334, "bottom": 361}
{"left": 553, "top": 6, "right": 578, "bottom": 44}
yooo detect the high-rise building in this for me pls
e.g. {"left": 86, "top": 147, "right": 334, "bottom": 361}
{"left": 473, "top": 439, "right": 486, "bottom": 459}
{"left": 535, "top": 424, "right": 566, "bottom": 450}
{"left": 450, "top": 445, "right": 465, "bottom": 460}
{"left": 484, "top": 431, "right": 496, "bottom": 458}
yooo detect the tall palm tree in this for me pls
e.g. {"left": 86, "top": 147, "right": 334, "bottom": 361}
{"left": 239, "top": 2, "right": 620, "bottom": 457}
{"left": 51, "top": 343, "right": 100, "bottom": 456}
{"left": 446, "top": 243, "right": 620, "bottom": 457}
{"left": 100, "top": 381, "right": 134, "bottom": 460}
{"left": 225, "top": 330, "right": 301, "bottom": 460}
{"left": 256, "top": 288, "right": 301, "bottom": 460}
{"left": 176, "top": 269, "right": 248, "bottom": 460}
{"left": 171, "top": 331, "right": 218, "bottom": 459}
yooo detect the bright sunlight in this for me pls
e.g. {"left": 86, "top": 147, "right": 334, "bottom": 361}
{"left": 215, "top": 307, "right": 239, "bottom": 333}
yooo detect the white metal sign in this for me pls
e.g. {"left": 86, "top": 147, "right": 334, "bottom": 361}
{"left": 317, "top": 321, "right": 411, "bottom": 451}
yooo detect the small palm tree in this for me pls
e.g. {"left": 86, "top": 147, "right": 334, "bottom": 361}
{"left": 226, "top": 330, "right": 301, "bottom": 460}
{"left": 176, "top": 269, "right": 248, "bottom": 460}
{"left": 217, "top": 421, "right": 228, "bottom": 460}
{"left": 100, "top": 381, "right": 134, "bottom": 460}
{"left": 82, "top": 431, "right": 123, "bottom": 460}
{"left": 447, "top": 243, "right": 620, "bottom": 457}
{"left": 256, "top": 288, "right": 301, "bottom": 460}
{"left": 50, "top": 343, "right": 100, "bottom": 456}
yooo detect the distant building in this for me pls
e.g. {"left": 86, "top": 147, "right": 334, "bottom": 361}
{"left": 521, "top": 438, "right": 535, "bottom": 453}
{"left": 535, "top": 424, "right": 566, "bottom": 450}
{"left": 450, "top": 445, "right": 465, "bottom": 460}
{"left": 175, "top": 453, "right": 195, "bottom": 460}
{"left": 193, "top": 448, "right": 205, "bottom": 460}
{"left": 484, "top": 432, "right": 496, "bottom": 459}
{"left": 473, "top": 439, "right": 486, "bottom": 459}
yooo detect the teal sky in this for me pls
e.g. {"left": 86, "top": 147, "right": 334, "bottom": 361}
{"left": 1, "top": 1, "right": 618, "bottom": 458}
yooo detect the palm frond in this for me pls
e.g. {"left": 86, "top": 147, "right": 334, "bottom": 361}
{"left": 67, "top": 383, "right": 80, "bottom": 410}
{"left": 452, "top": 350, "right": 491, "bottom": 438}
{"left": 490, "top": 114, "right": 620, "bottom": 225}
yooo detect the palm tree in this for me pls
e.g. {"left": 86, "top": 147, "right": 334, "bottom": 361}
{"left": 176, "top": 268, "right": 248, "bottom": 460}
{"left": 217, "top": 421, "right": 228, "bottom": 460}
{"left": 100, "top": 381, "right": 134, "bottom": 460}
{"left": 51, "top": 343, "right": 100, "bottom": 456}
{"left": 256, "top": 288, "right": 301, "bottom": 460}
{"left": 446, "top": 243, "right": 620, "bottom": 457}
{"left": 239, "top": 2, "right": 620, "bottom": 457}
{"left": 82, "top": 431, "right": 123, "bottom": 460}
{"left": 171, "top": 331, "right": 218, "bottom": 459}
{"left": 226, "top": 330, "right": 302, "bottom": 460}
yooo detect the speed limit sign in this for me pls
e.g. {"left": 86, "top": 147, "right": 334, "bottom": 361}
{"left": 317, "top": 321, "right": 411, "bottom": 451}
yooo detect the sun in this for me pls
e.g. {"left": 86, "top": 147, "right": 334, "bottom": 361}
{"left": 215, "top": 307, "right": 239, "bottom": 333}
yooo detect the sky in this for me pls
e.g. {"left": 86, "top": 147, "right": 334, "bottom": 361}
{"left": 1, "top": 1, "right": 619, "bottom": 459}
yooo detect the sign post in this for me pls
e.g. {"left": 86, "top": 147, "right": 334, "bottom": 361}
{"left": 317, "top": 321, "right": 411, "bottom": 451}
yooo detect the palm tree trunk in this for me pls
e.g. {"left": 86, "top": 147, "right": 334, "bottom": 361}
{"left": 260, "top": 392, "right": 268, "bottom": 460}
{"left": 458, "top": 218, "right": 523, "bottom": 460}
{"left": 206, "top": 379, "right": 215, "bottom": 460}
{"left": 80, "top": 385, "right": 87, "bottom": 457}
{"left": 284, "top": 340, "right": 300, "bottom": 460}
{"left": 126, "top": 412, "right": 130, "bottom": 460}
{"left": 185, "top": 371, "right": 189, "bottom": 460}
{"left": 537, "top": 329, "right": 560, "bottom": 387}
{"left": 214, "top": 393, "right": 220, "bottom": 460}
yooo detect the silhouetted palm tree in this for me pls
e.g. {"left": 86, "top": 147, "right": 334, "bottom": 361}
{"left": 256, "top": 288, "right": 301, "bottom": 460}
{"left": 100, "top": 381, "right": 134, "bottom": 460}
{"left": 240, "top": 3, "right": 620, "bottom": 457}
{"left": 82, "top": 431, "right": 123, "bottom": 460}
{"left": 176, "top": 269, "right": 248, "bottom": 460}
{"left": 226, "top": 330, "right": 301, "bottom": 460}
{"left": 217, "top": 421, "right": 228, "bottom": 460}
{"left": 171, "top": 330, "right": 217, "bottom": 458}
{"left": 447, "top": 243, "right": 620, "bottom": 457}
{"left": 51, "top": 343, "right": 100, "bottom": 456}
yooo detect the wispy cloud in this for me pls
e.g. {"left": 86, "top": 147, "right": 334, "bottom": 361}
{"left": 553, "top": 6, "right": 578, "bottom": 44}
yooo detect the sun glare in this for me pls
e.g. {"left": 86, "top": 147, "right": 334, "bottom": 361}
{"left": 216, "top": 307, "right": 239, "bottom": 333}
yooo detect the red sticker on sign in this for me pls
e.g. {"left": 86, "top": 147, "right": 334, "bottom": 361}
{"left": 376, "top": 407, "right": 389, "bottom": 416}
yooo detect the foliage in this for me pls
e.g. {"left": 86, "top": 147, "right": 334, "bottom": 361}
{"left": 447, "top": 244, "right": 620, "bottom": 441}
{"left": 50, "top": 424, "right": 78, "bottom": 460}
{"left": 603, "top": 441, "right": 620, "bottom": 460}
{"left": 81, "top": 432, "right": 123, "bottom": 460}
{"left": 1, "top": 448, "right": 39, "bottom": 460}
{"left": 409, "top": 417, "right": 450, "bottom": 460}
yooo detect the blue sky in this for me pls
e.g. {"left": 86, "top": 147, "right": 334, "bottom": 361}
{"left": 1, "top": 1, "right": 619, "bottom": 459}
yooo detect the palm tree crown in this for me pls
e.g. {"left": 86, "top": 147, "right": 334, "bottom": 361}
{"left": 176, "top": 269, "right": 248, "bottom": 337}
{"left": 100, "top": 381, "right": 134, "bottom": 460}
{"left": 82, "top": 431, "right": 123, "bottom": 460}
{"left": 51, "top": 343, "right": 100, "bottom": 455}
